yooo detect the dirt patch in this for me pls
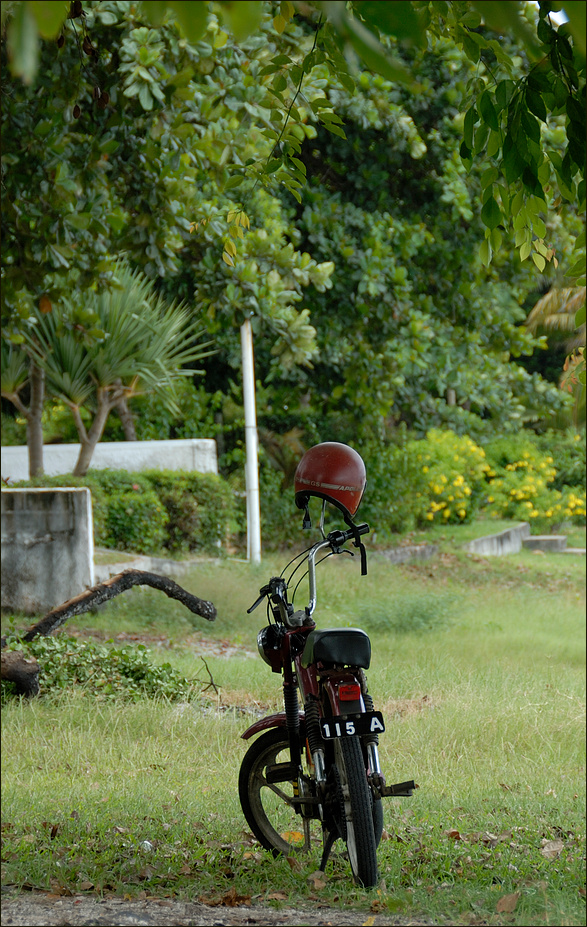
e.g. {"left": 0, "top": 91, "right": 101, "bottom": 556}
{"left": 65, "top": 628, "right": 256, "bottom": 660}
{"left": 0, "top": 890, "right": 440, "bottom": 926}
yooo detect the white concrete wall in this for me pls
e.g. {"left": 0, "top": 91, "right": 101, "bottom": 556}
{"left": 1, "top": 488, "right": 94, "bottom": 614}
{"left": 1, "top": 439, "right": 218, "bottom": 482}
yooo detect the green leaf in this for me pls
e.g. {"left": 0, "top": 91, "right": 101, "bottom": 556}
{"left": 479, "top": 91, "right": 499, "bottom": 131}
{"left": 354, "top": 0, "right": 425, "bottom": 48}
{"left": 495, "top": 79, "right": 515, "bottom": 111}
{"left": 525, "top": 87, "right": 547, "bottom": 122}
{"left": 167, "top": 1, "right": 208, "bottom": 43}
{"left": 575, "top": 304, "right": 586, "bottom": 327}
{"left": 562, "top": 1, "right": 586, "bottom": 56}
{"left": 470, "top": 1, "right": 541, "bottom": 58}
{"left": 566, "top": 255, "right": 587, "bottom": 279}
{"left": 519, "top": 240, "right": 532, "bottom": 261}
{"left": 481, "top": 196, "right": 502, "bottom": 229}
{"left": 521, "top": 111, "right": 540, "bottom": 144}
{"left": 7, "top": 2, "right": 39, "bottom": 85}
{"left": 28, "top": 0, "right": 67, "bottom": 38}
{"left": 139, "top": 83, "right": 154, "bottom": 110}
{"left": 224, "top": 173, "right": 245, "bottom": 189}
{"left": 463, "top": 106, "right": 477, "bottom": 149}
{"left": 531, "top": 252, "right": 546, "bottom": 271}
{"left": 328, "top": 5, "right": 420, "bottom": 89}
{"left": 479, "top": 239, "right": 492, "bottom": 266}
{"left": 218, "top": 0, "right": 262, "bottom": 41}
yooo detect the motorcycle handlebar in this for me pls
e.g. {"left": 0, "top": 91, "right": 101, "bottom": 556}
{"left": 247, "top": 523, "right": 370, "bottom": 618}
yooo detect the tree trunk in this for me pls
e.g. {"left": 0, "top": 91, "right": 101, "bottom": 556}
{"left": 114, "top": 379, "right": 137, "bottom": 440}
{"left": 72, "top": 390, "right": 114, "bottom": 477}
{"left": 27, "top": 361, "right": 45, "bottom": 477}
{"left": 116, "top": 397, "right": 137, "bottom": 440}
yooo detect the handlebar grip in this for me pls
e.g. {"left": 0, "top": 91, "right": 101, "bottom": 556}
{"left": 353, "top": 522, "right": 370, "bottom": 537}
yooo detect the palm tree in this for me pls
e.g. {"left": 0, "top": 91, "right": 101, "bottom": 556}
{"left": 525, "top": 286, "right": 586, "bottom": 426}
{"left": 524, "top": 286, "right": 586, "bottom": 351}
{"left": 1, "top": 342, "right": 46, "bottom": 477}
{"left": 24, "top": 263, "right": 214, "bottom": 476}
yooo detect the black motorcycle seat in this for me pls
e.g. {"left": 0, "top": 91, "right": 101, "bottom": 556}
{"left": 301, "top": 627, "right": 371, "bottom": 669}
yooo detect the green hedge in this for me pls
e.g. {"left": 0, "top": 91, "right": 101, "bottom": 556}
{"left": 14, "top": 468, "right": 236, "bottom": 555}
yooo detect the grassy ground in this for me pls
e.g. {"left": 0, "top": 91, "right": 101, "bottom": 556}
{"left": 1, "top": 523, "right": 585, "bottom": 925}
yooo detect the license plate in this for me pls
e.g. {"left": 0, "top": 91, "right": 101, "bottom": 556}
{"left": 320, "top": 712, "right": 385, "bottom": 739}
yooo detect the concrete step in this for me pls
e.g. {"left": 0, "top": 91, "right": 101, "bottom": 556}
{"left": 463, "top": 522, "right": 530, "bottom": 556}
{"left": 522, "top": 536, "right": 567, "bottom": 552}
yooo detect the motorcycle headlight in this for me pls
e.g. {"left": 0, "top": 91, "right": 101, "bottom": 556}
{"left": 257, "top": 626, "right": 274, "bottom": 666}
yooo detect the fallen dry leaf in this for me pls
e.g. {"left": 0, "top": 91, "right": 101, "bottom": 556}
{"left": 541, "top": 838, "right": 564, "bottom": 859}
{"left": 307, "top": 869, "right": 328, "bottom": 890}
{"left": 266, "top": 891, "right": 289, "bottom": 901}
{"left": 200, "top": 888, "right": 252, "bottom": 907}
{"left": 496, "top": 891, "right": 520, "bottom": 913}
{"left": 286, "top": 855, "right": 301, "bottom": 872}
{"left": 446, "top": 829, "right": 462, "bottom": 840}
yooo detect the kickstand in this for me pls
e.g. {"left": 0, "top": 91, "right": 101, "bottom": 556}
{"left": 319, "top": 828, "right": 337, "bottom": 873}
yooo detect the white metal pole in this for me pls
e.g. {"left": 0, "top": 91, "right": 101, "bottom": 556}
{"left": 240, "top": 317, "right": 261, "bottom": 563}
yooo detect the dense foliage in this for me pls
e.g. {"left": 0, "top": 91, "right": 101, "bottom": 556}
{"left": 1, "top": 1, "right": 584, "bottom": 537}
{"left": 14, "top": 468, "right": 236, "bottom": 554}
{"left": 1, "top": 634, "right": 202, "bottom": 703}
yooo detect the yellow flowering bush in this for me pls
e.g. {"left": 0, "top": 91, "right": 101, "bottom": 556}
{"left": 481, "top": 435, "right": 586, "bottom": 531}
{"left": 410, "top": 429, "right": 489, "bottom": 525}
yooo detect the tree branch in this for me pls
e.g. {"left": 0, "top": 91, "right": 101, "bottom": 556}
{"left": 0, "top": 570, "right": 216, "bottom": 648}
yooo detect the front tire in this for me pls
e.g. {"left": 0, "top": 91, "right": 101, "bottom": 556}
{"left": 239, "top": 728, "right": 319, "bottom": 857}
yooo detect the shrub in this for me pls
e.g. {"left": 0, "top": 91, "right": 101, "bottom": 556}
{"left": 360, "top": 429, "right": 489, "bottom": 537}
{"left": 140, "top": 470, "right": 236, "bottom": 553}
{"left": 103, "top": 489, "right": 167, "bottom": 553}
{"left": 0, "top": 635, "right": 201, "bottom": 703}
{"left": 13, "top": 468, "right": 236, "bottom": 555}
{"left": 481, "top": 434, "right": 586, "bottom": 530}
{"left": 534, "top": 429, "right": 586, "bottom": 491}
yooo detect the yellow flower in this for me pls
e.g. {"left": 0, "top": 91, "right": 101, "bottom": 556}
{"left": 426, "top": 513, "right": 434, "bottom": 520}
{"left": 443, "top": 509, "right": 451, "bottom": 518}
{"left": 458, "top": 509, "right": 466, "bottom": 518}
{"left": 422, "top": 466, "right": 429, "bottom": 473}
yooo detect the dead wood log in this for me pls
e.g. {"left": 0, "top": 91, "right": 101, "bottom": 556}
{"left": 1, "top": 651, "right": 40, "bottom": 696}
{"left": 1, "top": 570, "right": 216, "bottom": 648}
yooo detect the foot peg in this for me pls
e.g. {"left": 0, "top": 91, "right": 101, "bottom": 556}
{"left": 379, "top": 779, "right": 417, "bottom": 797}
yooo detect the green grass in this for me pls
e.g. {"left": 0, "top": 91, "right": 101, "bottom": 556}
{"left": 2, "top": 536, "right": 585, "bottom": 925}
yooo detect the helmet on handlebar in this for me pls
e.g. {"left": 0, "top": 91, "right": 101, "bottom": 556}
{"left": 294, "top": 442, "right": 366, "bottom": 523}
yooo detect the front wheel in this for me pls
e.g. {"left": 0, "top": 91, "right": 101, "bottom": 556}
{"left": 332, "top": 736, "right": 379, "bottom": 887}
{"left": 239, "top": 728, "right": 321, "bottom": 857}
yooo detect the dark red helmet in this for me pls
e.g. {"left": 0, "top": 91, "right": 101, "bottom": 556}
{"left": 294, "top": 442, "right": 366, "bottom": 521}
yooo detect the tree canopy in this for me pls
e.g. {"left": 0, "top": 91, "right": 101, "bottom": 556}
{"left": 1, "top": 0, "right": 585, "bottom": 467}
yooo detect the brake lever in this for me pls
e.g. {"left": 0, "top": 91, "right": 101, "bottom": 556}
{"left": 247, "top": 583, "right": 272, "bottom": 614}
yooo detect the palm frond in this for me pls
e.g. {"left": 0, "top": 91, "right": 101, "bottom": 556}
{"left": 1, "top": 341, "right": 29, "bottom": 395}
{"left": 525, "top": 287, "right": 586, "bottom": 332}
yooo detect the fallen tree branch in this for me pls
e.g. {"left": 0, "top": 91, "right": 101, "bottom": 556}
{"left": 1, "top": 651, "right": 40, "bottom": 696}
{"left": 1, "top": 570, "right": 216, "bottom": 648}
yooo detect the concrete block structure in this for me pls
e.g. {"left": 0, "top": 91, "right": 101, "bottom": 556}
{"left": 462, "top": 522, "right": 531, "bottom": 556}
{"left": 1, "top": 488, "right": 94, "bottom": 614}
